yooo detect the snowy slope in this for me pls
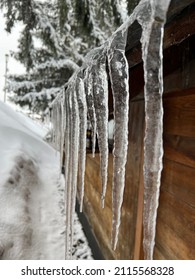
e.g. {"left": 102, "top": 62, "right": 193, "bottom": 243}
{"left": 0, "top": 101, "right": 93, "bottom": 259}
{"left": 0, "top": 102, "right": 46, "bottom": 139}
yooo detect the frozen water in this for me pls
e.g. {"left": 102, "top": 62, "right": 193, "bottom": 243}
{"left": 107, "top": 29, "right": 129, "bottom": 250}
{"left": 139, "top": 0, "right": 171, "bottom": 260}
{"left": 91, "top": 54, "right": 109, "bottom": 208}
{"left": 75, "top": 74, "right": 87, "bottom": 212}
{"left": 50, "top": 0, "right": 171, "bottom": 259}
{"left": 84, "top": 67, "right": 97, "bottom": 157}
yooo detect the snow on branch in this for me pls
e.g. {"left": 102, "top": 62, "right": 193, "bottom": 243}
{"left": 7, "top": 79, "right": 44, "bottom": 92}
{"left": 33, "top": 1, "right": 63, "bottom": 56}
{"left": 20, "top": 87, "right": 62, "bottom": 103}
{"left": 51, "top": 0, "right": 171, "bottom": 260}
{"left": 36, "top": 58, "right": 79, "bottom": 71}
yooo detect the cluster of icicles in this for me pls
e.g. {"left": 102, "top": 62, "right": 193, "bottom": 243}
{"left": 51, "top": 0, "right": 171, "bottom": 260}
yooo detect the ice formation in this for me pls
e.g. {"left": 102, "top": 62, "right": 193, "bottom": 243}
{"left": 137, "top": 0, "right": 171, "bottom": 260}
{"left": 75, "top": 74, "right": 87, "bottom": 212}
{"left": 51, "top": 0, "right": 171, "bottom": 259}
{"left": 91, "top": 54, "right": 109, "bottom": 208}
{"left": 107, "top": 30, "right": 129, "bottom": 250}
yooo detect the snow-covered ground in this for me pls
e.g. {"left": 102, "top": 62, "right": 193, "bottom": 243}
{"left": 0, "top": 101, "right": 93, "bottom": 260}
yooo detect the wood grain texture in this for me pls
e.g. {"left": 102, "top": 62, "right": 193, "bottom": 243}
{"left": 83, "top": 100, "right": 145, "bottom": 259}
{"left": 155, "top": 191, "right": 195, "bottom": 259}
{"left": 163, "top": 94, "right": 195, "bottom": 138}
{"left": 161, "top": 159, "right": 195, "bottom": 207}
{"left": 154, "top": 89, "right": 195, "bottom": 259}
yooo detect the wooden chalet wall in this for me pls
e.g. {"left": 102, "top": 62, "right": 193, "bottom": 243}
{"left": 82, "top": 1, "right": 195, "bottom": 259}
{"left": 154, "top": 39, "right": 195, "bottom": 259}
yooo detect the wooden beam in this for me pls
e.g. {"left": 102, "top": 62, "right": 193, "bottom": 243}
{"left": 164, "top": 5, "right": 195, "bottom": 49}
{"left": 133, "top": 139, "right": 144, "bottom": 259}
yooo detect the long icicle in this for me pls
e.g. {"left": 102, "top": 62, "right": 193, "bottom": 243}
{"left": 70, "top": 86, "right": 80, "bottom": 258}
{"left": 139, "top": 0, "right": 171, "bottom": 260}
{"left": 60, "top": 90, "right": 66, "bottom": 169}
{"left": 84, "top": 67, "right": 97, "bottom": 158}
{"left": 75, "top": 73, "right": 87, "bottom": 212}
{"left": 64, "top": 87, "right": 72, "bottom": 259}
{"left": 92, "top": 54, "right": 109, "bottom": 208}
{"left": 107, "top": 29, "right": 129, "bottom": 250}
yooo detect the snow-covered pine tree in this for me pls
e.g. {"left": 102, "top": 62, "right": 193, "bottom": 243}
{"left": 2, "top": 0, "right": 79, "bottom": 114}
{"left": 56, "top": 0, "right": 126, "bottom": 47}
{"left": 8, "top": 47, "right": 79, "bottom": 114}
{"left": 1, "top": 0, "right": 140, "bottom": 115}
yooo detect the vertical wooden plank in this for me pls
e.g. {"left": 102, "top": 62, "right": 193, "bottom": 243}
{"left": 133, "top": 140, "right": 144, "bottom": 259}
{"left": 118, "top": 98, "right": 145, "bottom": 259}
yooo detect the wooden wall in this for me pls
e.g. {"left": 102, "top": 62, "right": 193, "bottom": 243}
{"left": 82, "top": 31, "right": 195, "bottom": 260}
{"left": 83, "top": 98, "right": 145, "bottom": 260}
{"left": 154, "top": 91, "right": 195, "bottom": 259}
{"left": 154, "top": 34, "right": 195, "bottom": 259}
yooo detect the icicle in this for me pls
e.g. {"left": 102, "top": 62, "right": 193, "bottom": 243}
{"left": 63, "top": 82, "right": 80, "bottom": 259}
{"left": 51, "top": 103, "right": 56, "bottom": 148}
{"left": 64, "top": 87, "right": 72, "bottom": 259}
{"left": 138, "top": 0, "right": 171, "bottom": 260}
{"left": 70, "top": 87, "right": 80, "bottom": 257}
{"left": 56, "top": 101, "right": 60, "bottom": 152}
{"left": 84, "top": 67, "right": 97, "bottom": 157}
{"left": 51, "top": 94, "right": 64, "bottom": 160}
{"left": 75, "top": 72, "right": 87, "bottom": 212}
{"left": 91, "top": 54, "right": 109, "bottom": 208}
{"left": 107, "top": 29, "right": 129, "bottom": 250}
{"left": 91, "top": 120, "right": 97, "bottom": 157}
{"left": 55, "top": 102, "right": 60, "bottom": 152}
{"left": 60, "top": 91, "right": 66, "bottom": 169}
{"left": 50, "top": 103, "right": 55, "bottom": 144}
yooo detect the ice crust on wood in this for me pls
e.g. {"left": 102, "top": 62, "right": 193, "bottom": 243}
{"left": 51, "top": 0, "right": 171, "bottom": 259}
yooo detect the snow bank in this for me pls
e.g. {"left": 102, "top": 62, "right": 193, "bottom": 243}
{"left": 0, "top": 101, "right": 46, "bottom": 139}
{"left": 0, "top": 102, "right": 93, "bottom": 259}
